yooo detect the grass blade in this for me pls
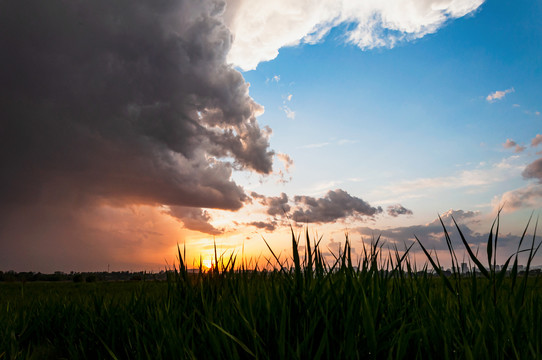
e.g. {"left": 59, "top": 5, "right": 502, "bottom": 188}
{"left": 452, "top": 216, "right": 490, "bottom": 279}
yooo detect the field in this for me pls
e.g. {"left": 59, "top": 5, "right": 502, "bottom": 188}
{"left": 1, "top": 218, "right": 542, "bottom": 359}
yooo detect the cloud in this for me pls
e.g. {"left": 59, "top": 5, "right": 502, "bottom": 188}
{"left": 282, "top": 105, "right": 296, "bottom": 119}
{"left": 356, "top": 209, "right": 498, "bottom": 252}
{"left": 523, "top": 157, "right": 542, "bottom": 183}
{"left": 277, "top": 153, "right": 295, "bottom": 171}
{"left": 378, "top": 156, "right": 524, "bottom": 200}
{"left": 490, "top": 156, "right": 542, "bottom": 213}
{"left": 267, "top": 75, "right": 281, "bottom": 83}
{"left": 338, "top": 139, "right": 357, "bottom": 145}
{"left": 532, "top": 134, "right": 542, "bottom": 147}
{"left": 251, "top": 192, "right": 291, "bottom": 216}
{"left": 387, "top": 204, "right": 413, "bottom": 217}
{"left": 292, "top": 189, "right": 382, "bottom": 223}
{"left": 165, "top": 206, "right": 223, "bottom": 235}
{"left": 503, "top": 139, "right": 525, "bottom": 153}
{"left": 486, "top": 88, "right": 514, "bottom": 102}
{"left": 300, "top": 142, "right": 331, "bottom": 149}
{"left": 0, "top": 1, "right": 275, "bottom": 270}
{"left": 494, "top": 184, "right": 542, "bottom": 213}
{"left": 0, "top": 204, "right": 183, "bottom": 272}
{"left": 503, "top": 139, "right": 517, "bottom": 148}
{"left": 247, "top": 221, "right": 277, "bottom": 232}
{"left": 225, "top": 0, "right": 484, "bottom": 71}
{"left": 0, "top": 1, "right": 275, "bottom": 211}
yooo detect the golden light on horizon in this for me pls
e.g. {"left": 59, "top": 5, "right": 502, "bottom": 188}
{"left": 202, "top": 259, "right": 214, "bottom": 270}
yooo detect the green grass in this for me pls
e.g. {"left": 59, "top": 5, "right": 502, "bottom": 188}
{"left": 1, "top": 216, "right": 541, "bottom": 359}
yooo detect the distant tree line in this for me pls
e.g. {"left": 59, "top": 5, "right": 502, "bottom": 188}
{"left": 1, "top": 268, "right": 540, "bottom": 283}
{"left": 0, "top": 270, "right": 168, "bottom": 282}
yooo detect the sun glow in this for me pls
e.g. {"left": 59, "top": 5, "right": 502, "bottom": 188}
{"left": 202, "top": 259, "right": 214, "bottom": 270}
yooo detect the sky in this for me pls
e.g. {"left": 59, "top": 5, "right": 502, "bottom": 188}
{"left": 1, "top": 0, "right": 541, "bottom": 272}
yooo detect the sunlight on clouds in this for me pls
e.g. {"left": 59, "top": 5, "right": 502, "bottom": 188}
{"left": 492, "top": 183, "right": 542, "bottom": 214}
{"left": 226, "top": 0, "right": 485, "bottom": 70}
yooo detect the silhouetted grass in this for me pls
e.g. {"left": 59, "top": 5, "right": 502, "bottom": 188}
{"left": 1, "top": 215, "right": 541, "bottom": 359}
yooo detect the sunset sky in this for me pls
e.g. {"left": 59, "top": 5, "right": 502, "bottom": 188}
{"left": 1, "top": 0, "right": 541, "bottom": 272}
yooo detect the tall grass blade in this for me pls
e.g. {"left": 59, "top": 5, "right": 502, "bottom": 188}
{"left": 415, "top": 235, "right": 455, "bottom": 294}
{"left": 210, "top": 322, "right": 256, "bottom": 358}
{"left": 451, "top": 216, "right": 490, "bottom": 279}
{"left": 486, "top": 218, "right": 496, "bottom": 273}
{"left": 511, "top": 213, "right": 533, "bottom": 289}
{"left": 439, "top": 215, "right": 460, "bottom": 276}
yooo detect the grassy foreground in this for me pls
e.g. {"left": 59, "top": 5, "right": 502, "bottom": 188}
{"left": 1, "top": 217, "right": 542, "bottom": 359}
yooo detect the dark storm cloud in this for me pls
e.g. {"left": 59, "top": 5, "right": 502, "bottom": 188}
{"left": 292, "top": 189, "right": 382, "bottom": 223}
{"left": 251, "top": 192, "right": 290, "bottom": 216}
{"left": 387, "top": 204, "right": 413, "bottom": 217}
{"left": 0, "top": 0, "right": 273, "bottom": 212}
{"left": 165, "top": 206, "right": 223, "bottom": 235}
{"left": 523, "top": 157, "right": 542, "bottom": 182}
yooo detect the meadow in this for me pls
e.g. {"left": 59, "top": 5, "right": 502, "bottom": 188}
{"left": 1, "top": 215, "right": 541, "bottom": 359}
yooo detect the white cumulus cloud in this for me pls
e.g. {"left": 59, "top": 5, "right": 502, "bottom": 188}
{"left": 225, "top": 0, "right": 485, "bottom": 71}
{"left": 486, "top": 88, "right": 514, "bottom": 102}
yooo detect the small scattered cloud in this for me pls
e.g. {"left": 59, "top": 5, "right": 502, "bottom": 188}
{"left": 338, "top": 139, "right": 358, "bottom": 145}
{"left": 266, "top": 75, "right": 281, "bottom": 84}
{"left": 292, "top": 189, "right": 382, "bottom": 223}
{"left": 536, "top": 111, "right": 541, "bottom": 116}
{"left": 300, "top": 142, "right": 331, "bottom": 149}
{"left": 282, "top": 105, "right": 296, "bottom": 119}
{"left": 503, "top": 139, "right": 525, "bottom": 153}
{"left": 276, "top": 153, "right": 294, "bottom": 171}
{"left": 287, "top": 94, "right": 293, "bottom": 101}
{"left": 387, "top": 204, "right": 413, "bottom": 217}
{"left": 486, "top": 88, "right": 514, "bottom": 102}
{"left": 299, "top": 138, "right": 357, "bottom": 149}
{"left": 503, "top": 139, "right": 517, "bottom": 149}
{"left": 532, "top": 134, "right": 542, "bottom": 147}
{"left": 513, "top": 104, "right": 521, "bottom": 108}
{"left": 275, "top": 169, "right": 293, "bottom": 184}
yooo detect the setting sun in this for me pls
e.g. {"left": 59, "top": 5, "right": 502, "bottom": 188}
{"left": 202, "top": 259, "right": 214, "bottom": 270}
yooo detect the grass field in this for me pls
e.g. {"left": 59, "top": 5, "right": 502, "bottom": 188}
{"left": 1, "top": 216, "right": 542, "bottom": 359}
